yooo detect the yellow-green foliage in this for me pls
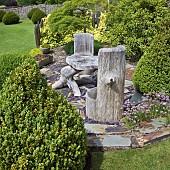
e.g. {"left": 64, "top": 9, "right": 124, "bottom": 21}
{"left": 40, "top": 14, "right": 58, "bottom": 48}
{"left": 87, "top": 12, "right": 109, "bottom": 43}
{"left": 40, "top": 12, "right": 109, "bottom": 48}
{"left": 29, "top": 48, "right": 42, "bottom": 57}
{"left": 0, "top": 61, "right": 87, "bottom": 169}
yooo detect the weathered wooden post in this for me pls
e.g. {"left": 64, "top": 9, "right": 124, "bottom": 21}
{"left": 34, "top": 22, "right": 40, "bottom": 48}
{"left": 86, "top": 46, "right": 126, "bottom": 123}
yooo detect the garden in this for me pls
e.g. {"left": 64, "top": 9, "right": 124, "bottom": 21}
{"left": 0, "top": 0, "right": 170, "bottom": 169}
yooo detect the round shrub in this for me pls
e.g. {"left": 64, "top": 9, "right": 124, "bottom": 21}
{"left": 0, "top": 52, "right": 35, "bottom": 90}
{"left": 132, "top": 30, "right": 170, "bottom": 94}
{"left": 0, "top": 61, "right": 87, "bottom": 169}
{"left": 27, "top": 8, "right": 40, "bottom": 19}
{"left": 31, "top": 9, "right": 46, "bottom": 24}
{"left": 2, "top": 11, "right": 19, "bottom": 25}
{"left": 0, "top": 10, "right": 6, "bottom": 22}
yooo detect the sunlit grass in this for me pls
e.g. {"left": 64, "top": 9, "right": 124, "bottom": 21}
{"left": 91, "top": 139, "right": 170, "bottom": 170}
{"left": 0, "top": 19, "right": 36, "bottom": 53}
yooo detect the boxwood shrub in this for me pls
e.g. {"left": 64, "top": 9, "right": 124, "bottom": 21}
{"left": 0, "top": 52, "right": 34, "bottom": 90}
{"left": 2, "top": 11, "right": 19, "bottom": 25}
{"left": 27, "top": 8, "right": 40, "bottom": 19}
{"left": 31, "top": 9, "right": 46, "bottom": 24}
{"left": 0, "top": 10, "right": 6, "bottom": 22}
{"left": 0, "top": 61, "right": 87, "bottom": 169}
{"left": 132, "top": 30, "right": 170, "bottom": 94}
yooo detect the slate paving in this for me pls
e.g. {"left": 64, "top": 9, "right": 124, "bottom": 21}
{"left": 40, "top": 47, "right": 170, "bottom": 150}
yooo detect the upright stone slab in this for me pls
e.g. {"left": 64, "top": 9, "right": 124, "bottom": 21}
{"left": 96, "top": 46, "right": 126, "bottom": 122}
{"left": 74, "top": 33, "right": 94, "bottom": 56}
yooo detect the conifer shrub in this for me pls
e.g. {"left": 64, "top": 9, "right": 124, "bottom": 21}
{"left": 0, "top": 10, "right": 6, "bottom": 22}
{"left": 0, "top": 52, "right": 34, "bottom": 90}
{"left": 2, "top": 11, "right": 19, "bottom": 25}
{"left": 31, "top": 9, "right": 46, "bottom": 24}
{"left": 27, "top": 8, "right": 40, "bottom": 19}
{"left": 107, "top": 0, "right": 169, "bottom": 60}
{"left": 0, "top": 61, "right": 87, "bottom": 169}
{"left": 132, "top": 30, "right": 170, "bottom": 94}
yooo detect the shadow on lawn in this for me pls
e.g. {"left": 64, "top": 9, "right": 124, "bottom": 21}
{"left": 84, "top": 138, "right": 104, "bottom": 170}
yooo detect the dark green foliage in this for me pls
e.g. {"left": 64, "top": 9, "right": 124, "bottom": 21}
{"left": 31, "top": 9, "right": 46, "bottom": 24}
{"left": 49, "top": 1, "right": 89, "bottom": 41}
{"left": 5, "top": 0, "right": 18, "bottom": 6}
{"left": 132, "top": 29, "right": 170, "bottom": 94}
{"left": 94, "top": 40, "right": 103, "bottom": 55}
{"left": 64, "top": 40, "right": 103, "bottom": 55}
{"left": 2, "top": 11, "right": 19, "bottom": 25}
{"left": 0, "top": 10, "right": 6, "bottom": 22}
{"left": 27, "top": 8, "right": 40, "bottom": 19}
{"left": 0, "top": 52, "right": 35, "bottom": 90}
{"left": 64, "top": 41, "right": 74, "bottom": 55}
{"left": 107, "top": 0, "right": 169, "bottom": 60}
{"left": 0, "top": 61, "right": 87, "bottom": 169}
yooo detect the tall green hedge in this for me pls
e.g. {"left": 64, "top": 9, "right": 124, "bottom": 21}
{"left": 0, "top": 61, "right": 87, "bottom": 169}
{"left": 132, "top": 28, "right": 170, "bottom": 94}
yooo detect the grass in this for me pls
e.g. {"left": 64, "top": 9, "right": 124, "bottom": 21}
{"left": 90, "top": 139, "right": 170, "bottom": 170}
{"left": 0, "top": 19, "right": 36, "bottom": 53}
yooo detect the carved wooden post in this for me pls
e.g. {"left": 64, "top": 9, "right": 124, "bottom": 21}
{"left": 97, "top": 46, "right": 126, "bottom": 122}
{"left": 86, "top": 46, "right": 126, "bottom": 123}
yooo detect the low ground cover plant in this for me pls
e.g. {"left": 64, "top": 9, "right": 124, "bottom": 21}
{"left": 123, "top": 92, "right": 170, "bottom": 129}
{"left": 2, "top": 11, "right": 19, "bottom": 25}
{"left": 0, "top": 61, "right": 87, "bottom": 169}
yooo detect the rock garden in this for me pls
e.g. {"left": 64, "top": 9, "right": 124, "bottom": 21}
{"left": 0, "top": 0, "right": 170, "bottom": 169}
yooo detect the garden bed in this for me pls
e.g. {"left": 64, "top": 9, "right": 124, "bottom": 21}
{"left": 35, "top": 54, "right": 53, "bottom": 68}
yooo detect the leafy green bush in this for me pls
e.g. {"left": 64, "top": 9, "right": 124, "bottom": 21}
{"left": 106, "top": 0, "right": 169, "bottom": 60}
{"left": 0, "top": 10, "right": 6, "bottom": 22}
{"left": 132, "top": 29, "right": 170, "bottom": 94}
{"left": 27, "top": 8, "right": 40, "bottom": 19}
{"left": 29, "top": 47, "right": 43, "bottom": 57}
{"left": 64, "top": 40, "right": 103, "bottom": 55}
{"left": 31, "top": 9, "right": 46, "bottom": 24}
{"left": 64, "top": 41, "right": 74, "bottom": 55}
{"left": 0, "top": 52, "right": 35, "bottom": 90}
{"left": 0, "top": 61, "right": 87, "bottom": 169}
{"left": 2, "top": 11, "right": 19, "bottom": 25}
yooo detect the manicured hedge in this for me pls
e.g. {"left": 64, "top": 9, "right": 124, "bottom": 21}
{"left": 2, "top": 11, "right": 19, "bottom": 25}
{"left": 0, "top": 61, "right": 87, "bottom": 169}
{"left": 0, "top": 52, "right": 34, "bottom": 90}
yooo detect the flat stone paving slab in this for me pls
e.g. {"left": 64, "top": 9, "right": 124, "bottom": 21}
{"left": 85, "top": 118, "right": 170, "bottom": 150}
{"left": 88, "top": 135, "right": 131, "bottom": 147}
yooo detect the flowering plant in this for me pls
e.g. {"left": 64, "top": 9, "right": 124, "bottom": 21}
{"left": 123, "top": 92, "right": 170, "bottom": 129}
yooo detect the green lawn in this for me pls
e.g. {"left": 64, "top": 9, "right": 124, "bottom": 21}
{"left": 0, "top": 19, "right": 36, "bottom": 53}
{"left": 90, "top": 139, "right": 170, "bottom": 170}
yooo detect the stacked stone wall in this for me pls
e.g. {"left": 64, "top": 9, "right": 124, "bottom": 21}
{"left": 2, "top": 4, "right": 61, "bottom": 19}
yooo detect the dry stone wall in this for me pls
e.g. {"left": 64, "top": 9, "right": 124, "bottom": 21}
{"left": 2, "top": 4, "right": 61, "bottom": 19}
